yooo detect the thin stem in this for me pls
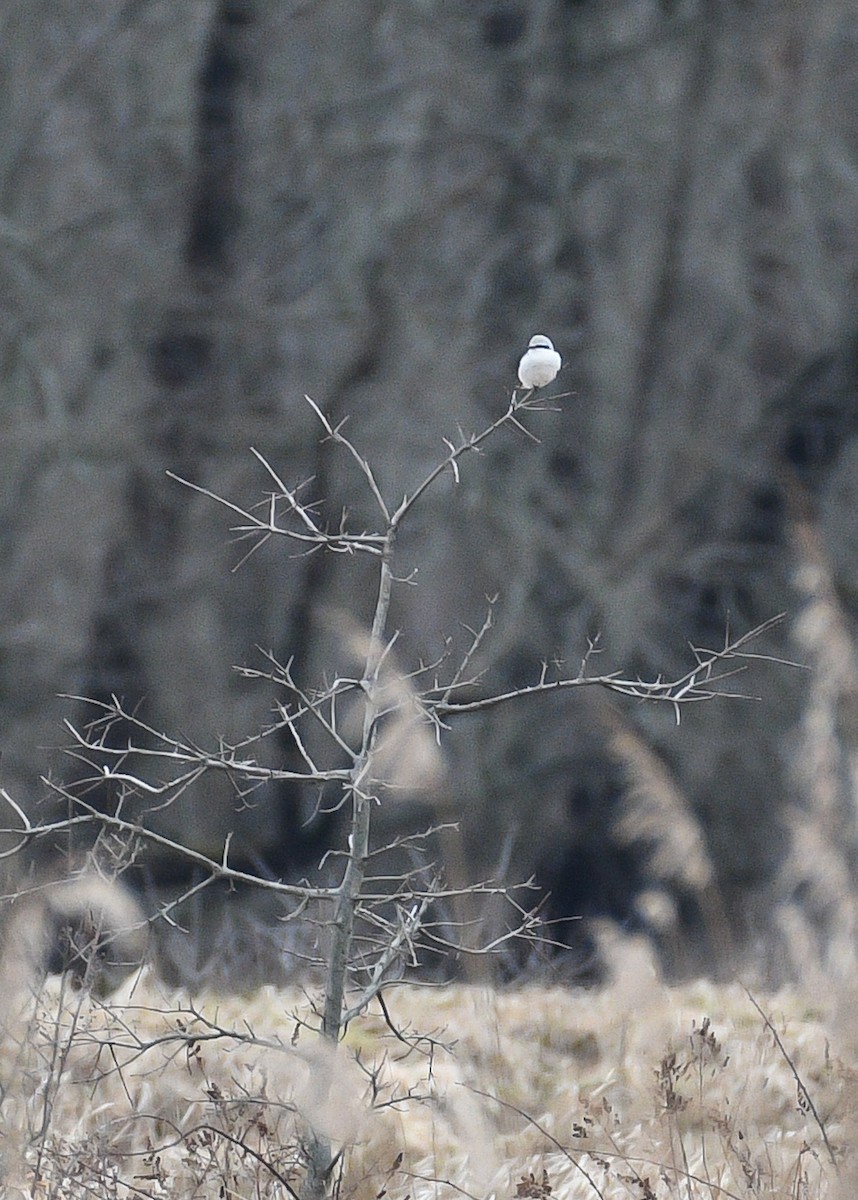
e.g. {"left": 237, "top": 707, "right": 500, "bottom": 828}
{"left": 305, "top": 529, "right": 398, "bottom": 1200}
{"left": 743, "top": 987, "right": 838, "bottom": 1170}
{"left": 391, "top": 396, "right": 527, "bottom": 529}
{"left": 320, "top": 532, "right": 397, "bottom": 1044}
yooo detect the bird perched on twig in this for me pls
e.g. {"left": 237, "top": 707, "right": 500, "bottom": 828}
{"left": 518, "top": 334, "right": 561, "bottom": 389}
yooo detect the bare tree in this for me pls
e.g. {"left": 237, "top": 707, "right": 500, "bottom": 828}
{"left": 0, "top": 382, "right": 785, "bottom": 1198}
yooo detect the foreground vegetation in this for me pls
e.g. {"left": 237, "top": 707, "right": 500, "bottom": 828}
{"left": 1, "top": 932, "right": 851, "bottom": 1200}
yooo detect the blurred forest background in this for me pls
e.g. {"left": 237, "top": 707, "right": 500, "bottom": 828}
{"left": 2, "top": 0, "right": 858, "bottom": 986}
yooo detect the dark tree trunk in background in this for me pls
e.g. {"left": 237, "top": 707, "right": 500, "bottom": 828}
{"left": 2, "top": 0, "right": 858, "bottom": 979}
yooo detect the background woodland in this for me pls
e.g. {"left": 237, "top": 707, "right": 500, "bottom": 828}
{"left": 2, "top": 0, "right": 858, "bottom": 984}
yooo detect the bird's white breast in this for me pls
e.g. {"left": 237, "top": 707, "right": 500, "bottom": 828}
{"left": 518, "top": 343, "right": 561, "bottom": 388}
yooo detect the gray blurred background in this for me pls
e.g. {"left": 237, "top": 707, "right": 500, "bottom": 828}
{"left": 2, "top": 0, "right": 858, "bottom": 985}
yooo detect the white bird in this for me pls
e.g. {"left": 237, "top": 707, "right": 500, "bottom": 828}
{"left": 518, "top": 334, "right": 562, "bottom": 389}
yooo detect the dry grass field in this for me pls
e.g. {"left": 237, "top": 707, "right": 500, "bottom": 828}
{"left": 1, "top": 931, "right": 853, "bottom": 1200}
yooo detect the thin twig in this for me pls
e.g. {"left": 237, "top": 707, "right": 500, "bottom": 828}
{"left": 742, "top": 986, "right": 838, "bottom": 1170}
{"left": 434, "top": 615, "right": 788, "bottom": 722}
{"left": 466, "top": 1085, "right": 606, "bottom": 1199}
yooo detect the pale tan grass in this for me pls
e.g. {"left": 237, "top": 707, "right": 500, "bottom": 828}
{"left": 0, "top": 949, "right": 847, "bottom": 1200}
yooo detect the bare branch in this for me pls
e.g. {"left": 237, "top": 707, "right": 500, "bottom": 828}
{"left": 166, "top": 467, "right": 384, "bottom": 557}
{"left": 391, "top": 394, "right": 543, "bottom": 528}
{"left": 304, "top": 394, "right": 391, "bottom": 522}
{"left": 440, "top": 596, "right": 498, "bottom": 703}
{"left": 433, "top": 615, "right": 789, "bottom": 724}
{"left": 31, "top": 785, "right": 338, "bottom": 902}
{"left": 341, "top": 894, "right": 433, "bottom": 1025}
{"left": 61, "top": 696, "right": 350, "bottom": 786}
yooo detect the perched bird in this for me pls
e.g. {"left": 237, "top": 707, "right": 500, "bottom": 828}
{"left": 518, "top": 334, "right": 562, "bottom": 389}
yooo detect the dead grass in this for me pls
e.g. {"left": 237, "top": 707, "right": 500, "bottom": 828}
{"left": 0, "top": 933, "right": 851, "bottom": 1200}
